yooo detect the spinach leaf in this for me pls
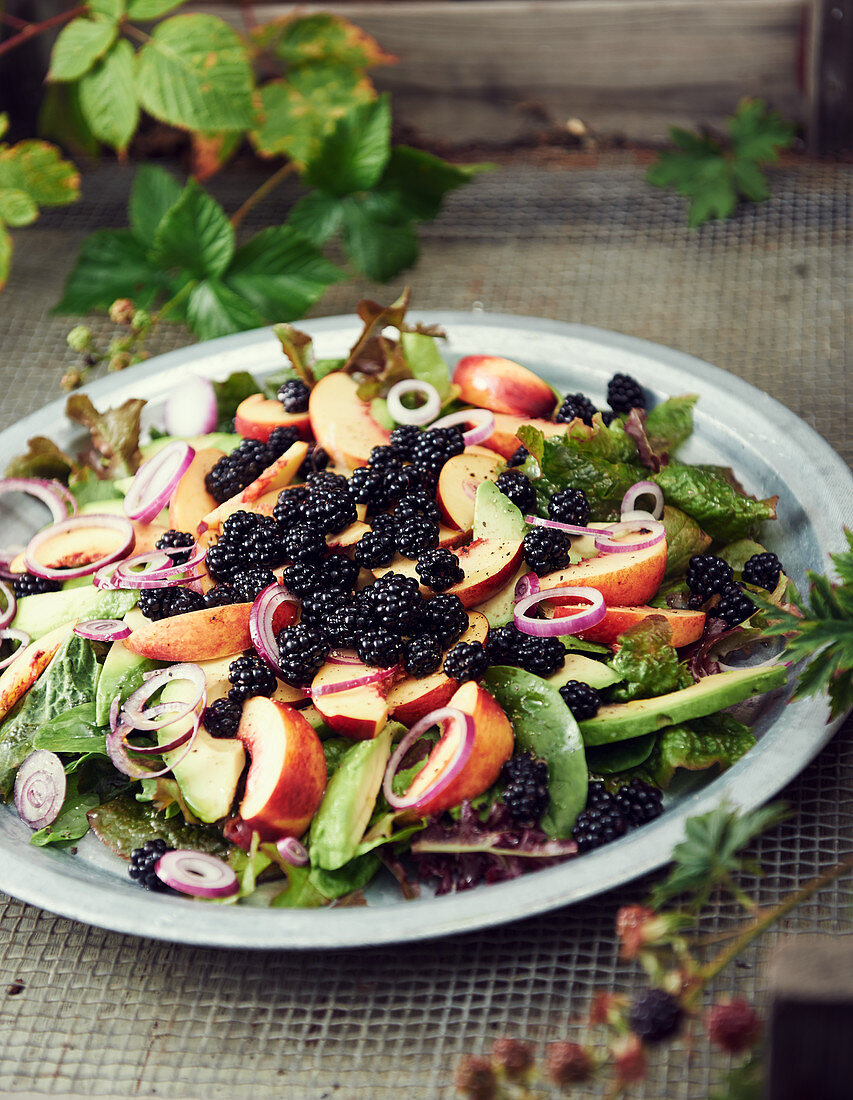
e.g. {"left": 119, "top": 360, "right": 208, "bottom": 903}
{"left": 33, "top": 701, "right": 108, "bottom": 756}
{"left": 645, "top": 394, "right": 697, "bottom": 454}
{"left": 641, "top": 714, "right": 756, "bottom": 788}
{"left": 662, "top": 505, "right": 712, "bottom": 580}
{"left": 30, "top": 770, "right": 100, "bottom": 847}
{"left": 483, "top": 666, "right": 587, "bottom": 837}
{"left": 309, "top": 853, "right": 381, "bottom": 899}
{"left": 717, "top": 538, "right": 767, "bottom": 573}
{"left": 608, "top": 618, "right": 693, "bottom": 702}
{"left": 585, "top": 733, "right": 658, "bottom": 775}
{"left": 654, "top": 463, "right": 777, "bottom": 542}
{"left": 400, "top": 331, "right": 452, "bottom": 402}
{"left": 68, "top": 468, "right": 125, "bottom": 507}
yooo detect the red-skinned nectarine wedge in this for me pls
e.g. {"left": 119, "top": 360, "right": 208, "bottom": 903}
{"left": 234, "top": 393, "right": 311, "bottom": 442}
{"left": 549, "top": 603, "right": 705, "bottom": 646}
{"left": 437, "top": 451, "right": 502, "bottom": 533}
{"left": 311, "top": 657, "right": 391, "bottom": 740}
{"left": 122, "top": 602, "right": 284, "bottom": 662}
{"left": 445, "top": 537, "right": 525, "bottom": 608}
{"left": 0, "top": 620, "right": 75, "bottom": 722}
{"left": 309, "top": 372, "right": 389, "bottom": 468}
{"left": 479, "top": 413, "right": 567, "bottom": 460}
{"left": 168, "top": 447, "right": 225, "bottom": 535}
{"left": 538, "top": 535, "right": 667, "bottom": 608}
{"left": 237, "top": 697, "right": 326, "bottom": 839}
{"left": 453, "top": 355, "right": 558, "bottom": 419}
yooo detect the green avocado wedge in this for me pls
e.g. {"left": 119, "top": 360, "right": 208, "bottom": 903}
{"left": 578, "top": 666, "right": 788, "bottom": 745}
{"left": 546, "top": 654, "right": 621, "bottom": 693}
{"left": 12, "top": 585, "right": 137, "bottom": 642}
{"left": 483, "top": 666, "right": 587, "bottom": 837}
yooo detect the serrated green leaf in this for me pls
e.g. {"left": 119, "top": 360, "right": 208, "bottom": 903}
{"left": 733, "top": 158, "right": 770, "bottom": 203}
{"left": 126, "top": 0, "right": 185, "bottom": 18}
{"left": 37, "top": 83, "right": 100, "bottom": 157}
{"left": 0, "top": 188, "right": 38, "bottom": 227}
{"left": 89, "top": 0, "right": 125, "bottom": 20}
{"left": 53, "top": 228, "right": 167, "bottom": 313}
{"left": 136, "top": 14, "right": 254, "bottom": 132}
{"left": 256, "top": 12, "right": 395, "bottom": 69}
{"left": 250, "top": 66, "right": 375, "bottom": 168}
{"left": 151, "top": 180, "right": 233, "bottom": 278}
{"left": 0, "top": 141, "right": 80, "bottom": 207}
{"left": 727, "top": 97, "right": 795, "bottom": 163}
{"left": 129, "top": 163, "right": 183, "bottom": 245}
{"left": 340, "top": 197, "right": 418, "bottom": 282}
{"left": 79, "top": 40, "right": 139, "bottom": 152}
{"left": 304, "top": 94, "right": 391, "bottom": 196}
{"left": 686, "top": 164, "right": 738, "bottom": 226}
{"left": 287, "top": 189, "right": 345, "bottom": 246}
{"left": 0, "top": 224, "right": 11, "bottom": 291}
{"left": 373, "top": 145, "right": 493, "bottom": 221}
{"left": 225, "top": 225, "right": 342, "bottom": 320}
{"left": 48, "top": 16, "right": 117, "bottom": 81}
{"left": 0, "top": 115, "right": 8, "bottom": 141}
{"left": 185, "top": 278, "right": 264, "bottom": 340}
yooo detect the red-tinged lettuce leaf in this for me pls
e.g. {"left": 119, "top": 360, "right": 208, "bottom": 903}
{"left": 644, "top": 394, "right": 697, "bottom": 454}
{"left": 662, "top": 505, "right": 713, "bottom": 580}
{"left": 654, "top": 462, "right": 777, "bottom": 542}
{"left": 625, "top": 408, "right": 667, "bottom": 472}
{"left": 65, "top": 393, "right": 145, "bottom": 478}
{"left": 343, "top": 288, "right": 410, "bottom": 373}
{"left": 5, "top": 436, "right": 78, "bottom": 481}
{"left": 608, "top": 617, "right": 693, "bottom": 701}
{"left": 87, "top": 792, "right": 230, "bottom": 858}
{"left": 641, "top": 715, "right": 756, "bottom": 788}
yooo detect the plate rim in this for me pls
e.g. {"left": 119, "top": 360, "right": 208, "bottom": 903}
{"left": 0, "top": 311, "right": 850, "bottom": 950}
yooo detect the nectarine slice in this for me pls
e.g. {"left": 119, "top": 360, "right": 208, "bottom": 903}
{"left": 549, "top": 603, "right": 706, "bottom": 646}
{"left": 308, "top": 372, "right": 389, "bottom": 469}
{"left": 453, "top": 354, "right": 558, "bottom": 419}
{"left": 123, "top": 603, "right": 255, "bottom": 662}
{"left": 538, "top": 535, "right": 667, "bottom": 608}
{"left": 234, "top": 393, "right": 311, "bottom": 443}
{"left": 479, "top": 413, "right": 567, "bottom": 460}
{"left": 437, "top": 451, "right": 502, "bottom": 533}
{"left": 0, "top": 620, "right": 75, "bottom": 722}
{"left": 168, "top": 447, "right": 225, "bottom": 535}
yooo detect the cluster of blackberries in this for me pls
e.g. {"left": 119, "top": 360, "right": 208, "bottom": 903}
{"left": 571, "top": 779, "right": 664, "bottom": 852}
{"left": 522, "top": 526, "right": 572, "bottom": 576}
{"left": 155, "top": 528, "right": 195, "bottom": 564}
{"left": 205, "top": 426, "right": 302, "bottom": 504}
{"left": 559, "top": 680, "right": 602, "bottom": 720}
{"left": 500, "top": 752, "right": 550, "bottom": 824}
{"left": 552, "top": 372, "right": 646, "bottom": 427}
{"left": 486, "top": 622, "right": 566, "bottom": 678}
{"left": 11, "top": 572, "right": 62, "bottom": 599}
{"left": 277, "top": 378, "right": 310, "bottom": 413}
{"left": 128, "top": 838, "right": 174, "bottom": 891}
{"left": 685, "top": 553, "right": 758, "bottom": 626}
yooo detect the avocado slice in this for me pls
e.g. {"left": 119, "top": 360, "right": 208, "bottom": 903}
{"left": 579, "top": 666, "right": 788, "bottom": 745}
{"left": 472, "top": 479, "right": 526, "bottom": 542}
{"left": 309, "top": 721, "right": 399, "bottom": 871}
{"left": 474, "top": 564, "right": 526, "bottom": 628}
{"left": 547, "top": 654, "right": 621, "bottom": 693}
{"left": 94, "top": 609, "right": 158, "bottom": 726}
{"left": 12, "top": 584, "right": 137, "bottom": 641}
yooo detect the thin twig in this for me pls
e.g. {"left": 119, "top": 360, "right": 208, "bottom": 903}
{"left": 230, "top": 162, "right": 296, "bottom": 230}
{"left": 0, "top": 11, "right": 30, "bottom": 31}
{"left": 0, "top": 4, "right": 86, "bottom": 61}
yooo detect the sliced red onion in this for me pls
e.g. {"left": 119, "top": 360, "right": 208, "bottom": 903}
{"left": 524, "top": 514, "right": 590, "bottom": 538}
{"left": 621, "top": 480, "right": 664, "bottom": 520}
{"left": 250, "top": 584, "right": 300, "bottom": 677}
{"left": 24, "top": 513, "right": 135, "bottom": 581}
{"left": 0, "top": 477, "right": 76, "bottom": 527}
{"left": 123, "top": 441, "right": 195, "bottom": 525}
{"left": 111, "top": 547, "right": 207, "bottom": 589}
{"left": 429, "top": 408, "right": 496, "bottom": 446}
{"left": 120, "top": 663, "right": 207, "bottom": 731}
{"left": 121, "top": 704, "right": 196, "bottom": 755}
{"left": 107, "top": 714, "right": 201, "bottom": 779}
{"left": 73, "top": 619, "right": 132, "bottom": 642}
{"left": 276, "top": 836, "right": 309, "bottom": 866}
{"left": 163, "top": 375, "right": 218, "bottom": 437}
{"left": 0, "top": 628, "right": 30, "bottom": 671}
{"left": 620, "top": 509, "right": 659, "bottom": 523}
{"left": 327, "top": 649, "right": 363, "bottom": 665}
{"left": 382, "top": 707, "right": 476, "bottom": 812}
{"left": 514, "top": 571, "right": 540, "bottom": 601}
{"left": 514, "top": 585, "right": 606, "bottom": 636}
{"left": 0, "top": 581, "right": 16, "bottom": 630}
{"left": 594, "top": 519, "right": 666, "bottom": 554}
{"left": 0, "top": 546, "right": 25, "bottom": 580}
{"left": 386, "top": 380, "right": 441, "bottom": 426}
{"left": 310, "top": 664, "right": 399, "bottom": 698}
{"left": 155, "top": 849, "right": 239, "bottom": 898}
{"left": 14, "top": 749, "right": 66, "bottom": 830}
{"left": 223, "top": 816, "right": 254, "bottom": 850}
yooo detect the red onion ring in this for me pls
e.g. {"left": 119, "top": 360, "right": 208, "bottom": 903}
{"left": 14, "top": 749, "right": 66, "bottom": 830}
{"left": 120, "top": 663, "right": 207, "bottom": 731}
{"left": 73, "top": 619, "right": 132, "bottom": 642}
{"left": 155, "top": 849, "right": 239, "bottom": 898}
{"left": 107, "top": 713, "right": 201, "bottom": 779}
{"left": 111, "top": 547, "right": 207, "bottom": 589}
{"left": 310, "top": 664, "right": 399, "bottom": 698}
{"left": 514, "top": 571, "right": 540, "bottom": 601}
{"left": 386, "top": 380, "right": 441, "bottom": 426}
{"left": 276, "top": 836, "right": 309, "bottom": 866}
{"left": 249, "top": 584, "right": 300, "bottom": 677}
{"left": 514, "top": 585, "right": 606, "bottom": 636}
{"left": 524, "top": 514, "right": 590, "bottom": 538}
{"left": 620, "top": 508, "right": 659, "bottom": 523}
{"left": 121, "top": 703, "right": 196, "bottom": 755}
{"left": 593, "top": 519, "right": 666, "bottom": 554}
{"left": 0, "top": 477, "right": 76, "bottom": 527}
{"left": 123, "top": 441, "right": 195, "bottom": 525}
{"left": 0, "top": 581, "right": 16, "bottom": 630}
{"left": 24, "top": 513, "right": 135, "bottom": 581}
{"left": 429, "top": 408, "right": 496, "bottom": 447}
{"left": 163, "top": 376, "right": 218, "bottom": 437}
{"left": 382, "top": 707, "right": 476, "bottom": 812}
{"left": 327, "top": 649, "right": 364, "bottom": 665}
{"left": 621, "top": 480, "right": 664, "bottom": 520}
{"left": 0, "top": 628, "right": 30, "bottom": 671}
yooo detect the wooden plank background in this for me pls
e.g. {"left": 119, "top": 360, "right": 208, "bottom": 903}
{"left": 203, "top": 0, "right": 808, "bottom": 144}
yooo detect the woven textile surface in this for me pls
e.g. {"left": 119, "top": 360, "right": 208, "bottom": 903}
{"left": 0, "top": 155, "right": 850, "bottom": 1098}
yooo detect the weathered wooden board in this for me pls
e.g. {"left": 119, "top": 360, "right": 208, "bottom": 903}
{"left": 201, "top": 0, "right": 807, "bottom": 144}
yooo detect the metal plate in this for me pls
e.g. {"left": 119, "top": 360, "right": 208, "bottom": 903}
{"left": 0, "top": 311, "right": 849, "bottom": 950}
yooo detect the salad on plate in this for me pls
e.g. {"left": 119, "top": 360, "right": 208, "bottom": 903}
{"left": 0, "top": 295, "right": 791, "bottom": 908}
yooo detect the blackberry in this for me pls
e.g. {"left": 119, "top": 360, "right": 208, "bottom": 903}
{"left": 416, "top": 548, "right": 465, "bottom": 592}
{"left": 227, "top": 654, "right": 277, "bottom": 702}
{"left": 284, "top": 522, "right": 327, "bottom": 565}
{"left": 300, "top": 587, "right": 350, "bottom": 625}
{"left": 321, "top": 604, "right": 363, "bottom": 648}
{"left": 585, "top": 779, "right": 611, "bottom": 808}
{"left": 515, "top": 632, "right": 565, "bottom": 677}
{"left": 137, "top": 586, "right": 205, "bottom": 621}
{"left": 495, "top": 470, "right": 536, "bottom": 514}
{"left": 615, "top": 778, "right": 664, "bottom": 826}
{"left": 742, "top": 551, "right": 782, "bottom": 591}
{"left": 389, "top": 424, "right": 423, "bottom": 459}
{"left": 205, "top": 438, "right": 270, "bottom": 503}
{"left": 559, "top": 680, "right": 602, "bottom": 720}
{"left": 307, "top": 469, "right": 349, "bottom": 495}
{"left": 368, "top": 445, "right": 402, "bottom": 469}
{"left": 395, "top": 515, "right": 440, "bottom": 559}
{"left": 403, "top": 634, "right": 444, "bottom": 677}
{"left": 128, "top": 838, "right": 174, "bottom": 891}
{"left": 370, "top": 512, "right": 398, "bottom": 536}
{"left": 203, "top": 583, "right": 242, "bottom": 608}
{"left": 266, "top": 426, "right": 302, "bottom": 461}
{"left": 444, "top": 641, "right": 489, "bottom": 682}
{"left": 277, "top": 378, "right": 310, "bottom": 413}
{"left": 321, "top": 555, "right": 359, "bottom": 591}
{"left": 523, "top": 527, "right": 571, "bottom": 576}
{"left": 221, "top": 510, "right": 261, "bottom": 543}
{"left": 571, "top": 800, "right": 628, "bottom": 853}
{"left": 279, "top": 562, "right": 321, "bottom": 598}
{"left": 548, "top": 488, "right": 590, "bottom": 527}
{"left": 421, "top": 593, "right": 469, "bottom": 647}
{"left": 607, "top": 372, "right": 647, "bottom": 413}
{"left": 686, "top": 554, "right": 734, "bottom": 598}
{"left": 12, "top": 573, "right": 62, "bottom": 598}
{"left": 714, "top": 582, "right": 756, "bottom": 626}
{"left": 276, "top": 623, "right": 328, "bottom": 686}
{"left": 229, "top": 567, "right": 276, "bottom": 603}
{"left": 555, "top": 393, "right": 597, "bottom": 426}
{"left": 304, "top": 490, "right": 357, "bottom": 535}
{"left": 203, "top": 697, "right": 243, "bottom": 738}
{"left": 205, "top": 540, "right": 249, "bottom": 584}
{"left": 629, "top": 989, "right": 683, "bottom": 1043}
{"left": 378, "top": 466, "right": 412, "bottom": 507}
{"left": 485, "top": 623, "right": 520, "bottom": 666}
{"left": 273, "top": 486, "right": 311, "bottom": 527}
{"left": 357, "top": 628, "right": 403, "bottom": 667}
{"left": 394, "top": 494, "right": 440, "bottom": 522}
{"left": 245, "top": 516, "right": 288, "bottom": 568}
{"left": 500, "top": 752, "right": 549, "bottom": 824}
{"left": 347, "top": 467, "right": 389, "bottom": 513}
{"left": 360, "top": 573, "right": 425, "bottom": 635}
{"left": 507, "top": 446, "right": 529, "bottom": 468}
{"left": 354, "top": 529, "right": 397, "bottom": 569}
{"left": 410, "top": 425, "right": 465, "bottom": 474}
{"left": 155, "top": 529, "right": 195, "bottom": 564}
{"left": 299, "top": 445, "right": 329, "bottom": 480}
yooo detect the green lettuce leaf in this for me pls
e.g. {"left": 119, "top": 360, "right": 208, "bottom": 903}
{"left": 642, "top": 714, "right": 756, "bottom": 788}
{"left": 662, "top": 505, "right": 712, "bottom": 579}
{"left": 86, "top": 791, "right": 230, "bottom": 857}
{"left": 608, "top": 618, "right": 693, "bottom": 702}
{"left": 654, "top": 463, "right": 777, "bottom": 542}
{"left": 717, "top": 538, "right": 767, "bottom": 573}
{"left": 644, "top": 395, "right": 697, "bottom": 453}
{"left": 65, "top": 393, "right": 145, "bottom": 478}
{"left": 32, "top": 701, "right": 107, "bottom": 755}
{"left": 212, "top": 370, "right": 261, "bottom": 430}
{"left": 400, "top": 331, "right": 452, "bottom": 402}
{"left": 4, "top": 436, "right": 77, "bottom": 481}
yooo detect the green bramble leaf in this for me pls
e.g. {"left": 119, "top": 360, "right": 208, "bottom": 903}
{"left": 339, "top": 197, "right": 419, "bottom": 282}
{"left": 88, "top": 0, "right": 125, "bottom": 20}
{"left": 126, "top": 0, "right": 186, "bottom": 18}
{"left": 151, "top": 180, "right": 234, "bottom": 279}
{"left": 128, "top": 163, "right": 183, "bottom": 246}
{"left": 0, "top": 114, "right": 8, "bottom": 141}
{"left": 0, "top": 189, "right": 38, "bottom": 227}
{"left": 186, "top": 279, "right": 264, "bottom": 341}
{"left": 38, "top": 84, "right": 100, "bottom": 157}
{"left": 0, "top": 224, "right": 11, "bottom": 291}
{"left": 135, "top": 14, "right": 254, "bottom": 132}
{"left": 48, "top": 16, "right": 117, "bottom": 82}
{"left": 727, "top": 97, "right": 795, "bottom": 163}
{"left": 79, "top": 40, "right": 139, "bottom": 152}
{"left": 286, "top": 190, "right": 345, "bottom": 247}
{"left": 0, "top": 140, "right": 80, "bottom": 207}
{"left": 255, "top": 12, "right": 396, "bottom": 70}
{"left": 372, "top": 146, "right": 494, "bottom": 221}
{"left": 303, "top": 95, "right": 391, "bottom": 196}
{"left": 53, "top": 229, "right": 167, "bottom": 313}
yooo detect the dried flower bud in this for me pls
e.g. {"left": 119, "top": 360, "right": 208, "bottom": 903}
{"left": 108, "top": 352, "right": 132, "bottom": 373}
{"left": 491, "top": 1037, "right": 534, "bottom": 1081}
{"left": 589, "top": 991, "right": 628, "bottom": 1027}
{"left": 131, "top": 309, "right": 151, "bottom": 332}
{"left": 545, "top": 1041, "right": 593, "bottom": 1085}
{"left": 454, "top": 1055, "right": 497, "bottom": 1099}
{"left": 707, "top": 998, "right": 762, "bottom": 1053}
{"left": 611, "top": 1034, "right": 647, "bottom": 1085}
{"left": 109, "top": 298, "right": 135, "bottom": 326}
{"left": 66, "top": 325, "right": 92, "bottom": 353}
{"left": 60, "top": 369, "right": 82, "bottom": 392}
{"left": 615, "top": 905, "right": 683, "bottom": 960}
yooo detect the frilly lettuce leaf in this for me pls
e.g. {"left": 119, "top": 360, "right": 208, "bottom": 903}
{"left": 608, "top": 617, "right": 693, "bottom": 701}
{"left": 65, "top": 393, "right": 145, "bottom": 479}
{"left": 662, "top": 505, "right": 713, "bottom": 579}
{"left": 654, "top": 462, "right": 777, "bottom": 542}
{"left": 5, "top": 436, "right": 77, "bottom": 481}
{"left": 644, "top": 394, "right": 697, "bottom": 453}
{"left": 642, "top": 714, "right": 756, "bottom": 788}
